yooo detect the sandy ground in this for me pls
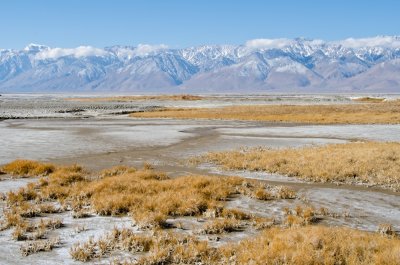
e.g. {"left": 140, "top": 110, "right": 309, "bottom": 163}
{"left": 0, "top": 95, "right": 399, "bottom": 264}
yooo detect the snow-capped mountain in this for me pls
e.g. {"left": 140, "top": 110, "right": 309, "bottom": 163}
{"left": 1, "top": 36, "right": 400, "bottom": 93}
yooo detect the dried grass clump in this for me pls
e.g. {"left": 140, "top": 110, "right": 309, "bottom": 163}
{"left": 20, "top": 237, "right": 60, "bottom": 256}
{"left": 274, "top": 186, "right": 297, "bottom": 199}
{"left": 6, "top": 161, "right": 282, "bottom": 231}
{"left": 77, "top": 226, "right": 400, "bottom": 264}
{"left": 236, "top": 181, "right": 297, "bottom": 200}
{"left": 130, "top": 101, "right": 400, "bottom": 124}
{"left": 378, "top": 223, "right": 395, "bottom": 236}
{"left": 40, "top": 165, "right": 88, "bottom": 200}
{"left": 38, "top": 203, "right": 61, "bottom": 214}
{"left": 6, "top": 183, "right": 38, "bottom": 206}
{"left": 284, "top": 205, "right": 320, "bottom": 227}
{"left": 11, "top": 218, "right": 63, "bottom": 241}
{"left": 203, "top": 204, "right": 254, "bottom": 221}
{"left": 110, "top": 228, "right": 153, "bottom": 253}
{"left": 250, "top": 217, "right": 275, "bottom": 230}
{"left": 72, "top": 229, "right": 220, "bottom": 264}
{"left": 135, "top": 234, "right": 219, "bottom": 265}
{"left": 70, "top": 228, "right": 153, "bottom": 261}
{"left": 99, "top": 165, "right": 136, "bottom": 178}
{"left": 202, "top": 142, "right": 400, "bottom": 191}
{"left": 201, "top": 218, "right": 243, "bottom": 234}
{"left": 72, "top": 209, "right": 91, "bottom": 219}
{"left": 221, "top": 208, "right": 252, "bottom": 220}
{"left": 1, "top": 160, "right": 55, "bottom": 177}
{"left": 252, "top": 187, "right": 274, "bottom": 200}
{"left": 70, "top": 237, "right": 102, "bottom": 262}
{"left": 46, "top": 165, "right": 87, "bottom": 187}
{"left": 88, "top": 172, "right": 245, "bottom": 222}
{"left": 133, "top": 211, "right": 170, "bottom": 229}
{"left": 220, "top": 226, "right": 400, "bottom": 265}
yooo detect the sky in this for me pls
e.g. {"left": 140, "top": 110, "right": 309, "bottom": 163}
{"left": 1, "top": 0, "right": 400, "bottom": 49}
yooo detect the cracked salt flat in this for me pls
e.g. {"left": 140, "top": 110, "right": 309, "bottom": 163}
{"left": 0, "top": 119, "right": 197, "bottom": 165}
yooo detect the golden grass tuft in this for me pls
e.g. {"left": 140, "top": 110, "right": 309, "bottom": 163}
{"left": 99, "top": 165, "right": 136, "bottom": 178}
{"left": 201, "top": 142, "right": 400, "bottom": 191}
{"left": 1, "top": 160, "right": 55, "bottom": 177}
{"left": 11, "top": 218, "right": 63, "bottom": 241}
{"left": 74, "top": 226, "right": 400, "bottom": 265}
{"left": 2, "top": 159, "right": 398, "bottom": 264}
{"left": 221, "top": 208, "right": 252, "bottom": 220}
{"left": 284, "top": 205, "right": 319, "bottom": 227}
{"left": 71, "top": 228, "right": 219, "bottom": 263}
{"left": 2, "top": 160, "right": 291, "bottom": 231}
{"left": 130, "top": 101, "right": 400, "bottom": 124}
{"left": 20, "top": 238, "right": 60, "bottom": 256}
{"left": 89, "top": 173, "right": 245, "bottom": 223}
{"left": 201, "top": 218, "right": 243, "bottom": 234}
{"left": 220, "top": 226, "right": 400, "bottom": 265}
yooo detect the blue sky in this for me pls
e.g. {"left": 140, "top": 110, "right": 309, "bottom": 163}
{"left": 2, "top": 0, "right": 400, "bottom": 49}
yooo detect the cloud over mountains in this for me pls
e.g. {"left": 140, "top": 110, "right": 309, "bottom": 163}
{"left": 1, "top": 36, "right": 400, "bottom": 93}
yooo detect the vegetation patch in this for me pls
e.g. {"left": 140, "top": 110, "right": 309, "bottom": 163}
{"left": 0, "top": 160, "right": 296, "bottom": 234}
{"left": 198, "top": 142, "right": 400, "bottom": 191}
{"left": 1, "top": 160, "right": 55, "bottom": 177}
{"left": 72, "top": 226, "right": 400, "bottom": 264}
{"left": 1, "top": 160, "right": 399, "bottom": 264}
{"left": 20, "top": 238, "right": 61, "bottom": 256}
{"left": 220, "top": 226, "right": 400, "bottom": 265}
{"left": 65, "top": 94, "right": 205, "bottom": 102}
{"left": 352, "top": 97, "right": 385, "bottom": 103}
{"left": 130, "top": 101, "right": 400, "bottom": 124}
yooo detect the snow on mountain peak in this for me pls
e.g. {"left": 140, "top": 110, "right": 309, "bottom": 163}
{"left": 34, "top": 46, "right": 109, "bottom": 60}
{"left": 1, "top": 36, "right": 400, "bottom": 92}
{"left": 110, "top": 44, "right": 168, "bottom": 60}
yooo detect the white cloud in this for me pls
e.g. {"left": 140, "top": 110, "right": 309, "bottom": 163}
{"left": 114, "top": 44, "right": 168, "bottom": 59}
{"left": 335, "top": 36, "right": 400, "bottom": 49}
{"left": 245, "top": 38, "right": 294, "bottom": 49}
{"left": 245, "top": 36, "right": 400, "bottom": 50}
{"left": 35, "top": 46, "right": 108, "bottom": 60}
{"left": 134, "top": 44, "right": 168, "bottom": 56}
{"left": 245, "top": 38, "right": 325, "bottom": 50}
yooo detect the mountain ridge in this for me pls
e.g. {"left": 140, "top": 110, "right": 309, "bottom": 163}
{"left": 1, "top": 36, "right": 400, "bottom": 93}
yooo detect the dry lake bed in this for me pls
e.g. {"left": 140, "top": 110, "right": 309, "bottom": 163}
{"left": 0, "top": 94, "right": 399, "bottom": 264}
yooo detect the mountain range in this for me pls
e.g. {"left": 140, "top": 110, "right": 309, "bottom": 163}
{"left": 1, "top": 36, "right": 400, "bottom": 93}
